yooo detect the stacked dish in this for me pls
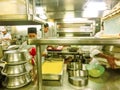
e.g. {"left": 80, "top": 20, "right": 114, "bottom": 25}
{"left": 1, "top": 50, "right": 31, "bottom": 88}
{"left": 67, "top": 62, "right": 88, "bottom": 87}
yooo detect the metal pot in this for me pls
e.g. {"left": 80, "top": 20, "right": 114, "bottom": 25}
{"left": 67, "top": 62, "right": 82, "bottom": 71}
{"left": 68, "top": 76, "right": 88, "bottom": 87}
{"left": 2, "top": 73, "right": 31, "bottom": 88}
{"left": 2, "top": 50, "right": 27, "bottom": 64}
{"left": 1, "top": 64, "right": 27, "bottom": 76}
{"left": 68, "top": 70, "right": 88, "bottom": 77}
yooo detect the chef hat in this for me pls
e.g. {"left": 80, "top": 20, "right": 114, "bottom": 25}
{"left": 28, "top": 27, "right": 37, "bottom": 34}
{"left": 44, "top": 23, "right": 49, "bottom": 28}
{"left": 0, "top": 26, "right": 6, "bottom": 31}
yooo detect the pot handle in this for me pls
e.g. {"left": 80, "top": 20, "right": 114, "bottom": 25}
{"left": 0, "top": 58, "right": 6, "bottom": 68}
{"left": 1, "top": 69, "right": 7, "bottom": 76}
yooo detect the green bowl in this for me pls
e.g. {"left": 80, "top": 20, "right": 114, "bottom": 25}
{"left": 86, "top": 64, "right": 105, "bottom": 78}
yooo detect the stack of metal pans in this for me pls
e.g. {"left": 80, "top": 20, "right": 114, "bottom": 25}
{"left": 67, "top": 62, "right": 88, "bottom": 87}
{"left": 1, "top": 50, "right": 31, "bottom": 89}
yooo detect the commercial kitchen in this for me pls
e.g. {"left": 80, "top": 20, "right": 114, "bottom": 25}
{"left": 0, "top": 0, "right": 120, "bottom": 90}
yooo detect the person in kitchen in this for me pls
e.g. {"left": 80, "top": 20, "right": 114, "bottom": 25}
{"left": 42, "top": 23, "right": 50, "bottom": 56}
{"left": 89, "top": 23, "right": 119, "bottom": 69}
{"left": 0, "top": 26, "right": 12, "bottom": 49}
{"left": 27, "top": 24, "right": 50, "bottom": 83}
{"left": 28, "top": 27, "right": 37, "bottom": 39}
{"left": 43, "top": 23, "right": 49, "bottom": 38}
{"left": 27, "top": 27, "right": 37, "bottom": 83}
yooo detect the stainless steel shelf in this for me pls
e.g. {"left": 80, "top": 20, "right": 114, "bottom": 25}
{"left": 0, "top": 0, "right": 46, "bottom": 25}
{"left": 28, "top": 37, "right": 120, "bottom": 45}
{"left": 0, "top": 14, "right": 46, "bottom": 25}
{"left": 57, "top": 31, "right": 92, "bottom": 33}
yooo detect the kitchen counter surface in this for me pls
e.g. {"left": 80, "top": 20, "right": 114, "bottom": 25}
{"left": 1, "top": 64, "right": 120, "bottom": 90}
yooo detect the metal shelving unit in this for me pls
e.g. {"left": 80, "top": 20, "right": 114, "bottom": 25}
{"left": 0, "top": 0, "right": 46, "bottom": 90}
{"left": 28, "top": 37, "right": 120, "bottom": 90}
{"left": 0, "top": 0, "right": 46, "bottom": 25}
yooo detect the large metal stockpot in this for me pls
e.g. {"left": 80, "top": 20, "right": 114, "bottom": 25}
{"left": 1, "top": 64, "right": 27, "bottom": 76}
{"left": 2, "top": 50, "right": 27, "bottom": 64}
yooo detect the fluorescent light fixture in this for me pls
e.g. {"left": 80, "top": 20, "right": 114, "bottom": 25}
{"left": 82, "top": 10, "right": 98, "bottom": 18}
{"left": 64, "top": 12, "right": 75, "bottom": 19}
{"left": 63, "top": 18, "right": 92, "bottom": 23}
{"left": 82, "top": 1, "right": 107, "bottom": 17}
{"left": 84, "top": 2, "right": 107, "bottom": 11}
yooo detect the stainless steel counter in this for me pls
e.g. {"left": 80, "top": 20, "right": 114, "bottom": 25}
{"left": 1, "top": 64, "right": 120, "bottom": 90}
{"left": 27, "top": 37, "right": 120, "bottom": 90}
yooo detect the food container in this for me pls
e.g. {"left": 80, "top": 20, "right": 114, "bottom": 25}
{"left": 42, "top": 58, "right": 64, "bottom": 86}
{"left": 1, "top": 64, "right": 27, "bottom": 76}
{"left": 2, "top": 73, "right": 31, "bottom": 88}
{"left": 2, "top": 50, "right": 27, "bottom": 65}
{"left": 68, "top": 76, "right": 88, "bottom": 87}
{"left": 42, "top": 59, "right": 64, "bottom": 80}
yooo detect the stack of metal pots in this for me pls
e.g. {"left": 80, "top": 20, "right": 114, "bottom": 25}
{"left": 1, "top": 50, "right": 31, "bottom": 89}
{"left": 67, "top": 60, "right": 88, "bottom": 87}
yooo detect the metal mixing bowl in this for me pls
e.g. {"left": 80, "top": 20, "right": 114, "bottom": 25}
{"left": 2, "top": 50, "right": 27, "bottom": 64}
{"left": 2, "top": 73, "right": 31, "bottom": 88}
{"left": 2, "top": 64, "right": 27, "bottom": 76}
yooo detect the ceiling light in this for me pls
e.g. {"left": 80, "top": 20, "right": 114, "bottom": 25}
{"left": 64, "top": 12, "right": 75, "bottom": 19}
{"left": 63, "top": 18, "right": 92, "bottom": 23}
{"left": 82, "top": 10, "right": 98, "bottom": 18}
{"left": 84, "top": 2, "right": 107, "bottom": 11}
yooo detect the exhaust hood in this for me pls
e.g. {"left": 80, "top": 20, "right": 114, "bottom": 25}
{"left": 0, "top": 0, "right": 46, "bottom": 26}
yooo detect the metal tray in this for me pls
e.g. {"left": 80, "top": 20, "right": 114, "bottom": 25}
{"left": 42, "top": 58, "right": 64, "bottom": 81}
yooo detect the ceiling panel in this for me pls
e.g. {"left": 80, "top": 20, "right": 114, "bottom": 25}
{"left": 36, "top": 0, "right": 120, "bottom": 20}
